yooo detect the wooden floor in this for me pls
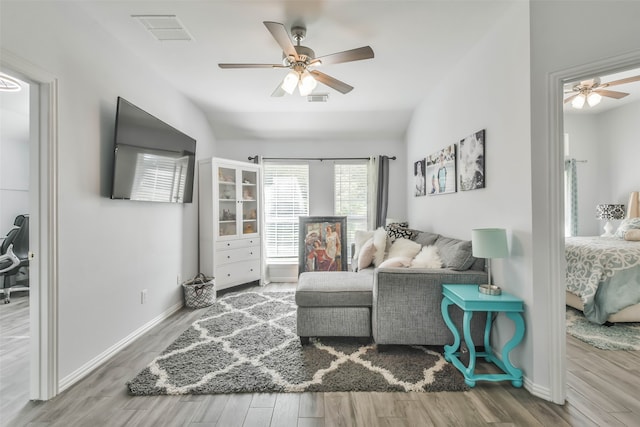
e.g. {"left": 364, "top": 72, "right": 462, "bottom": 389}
{"left": 1, "top": 284, "right": 640, "bottom": 427}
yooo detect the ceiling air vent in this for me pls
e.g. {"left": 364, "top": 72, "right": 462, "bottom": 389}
{"left": 307, "top": 94, "right": 329, "bottom": 103}
{"left": 132, "top": 15, "right": 193, "bottom": 41}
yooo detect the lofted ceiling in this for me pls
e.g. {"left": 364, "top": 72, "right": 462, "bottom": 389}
{"left": 74, "top": 1, "right": 515, "bottom": 141}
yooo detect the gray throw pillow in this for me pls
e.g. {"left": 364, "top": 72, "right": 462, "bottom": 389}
{"left": 413, "top": 231, "right": 440, "bottom": 247}
{"left": 434, "top": 236, "right": 476, "bottom": 270}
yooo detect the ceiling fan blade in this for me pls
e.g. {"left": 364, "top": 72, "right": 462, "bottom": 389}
{"left": 309, "top": 70, "right": 353, "bottom": 94}
{"left": 271, "top": 81, "right": 286, "bottom": 97}
{"left": 593, "top": 89, "right": 629, "bottom": 99}
{"left": 218, "top": 63, "right": 286, "bottom": 69}
{"left": 601, "top": 74, "right": 640, "bottom": 87}
{"left": 263, "top": 21, "right": 299, "bottom": 61}
{"left": 564, "top": 94, "right": 578, "bottom": 104}
{"left": 311, "top": 46, "right": 374, "bottom": 66}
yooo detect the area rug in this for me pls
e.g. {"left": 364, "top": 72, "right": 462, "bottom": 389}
{"left": 127, "top": 291, "right": 468, "bottom": 395}
{"left": 566, "top": 307, "right": 640, "bottom": 350}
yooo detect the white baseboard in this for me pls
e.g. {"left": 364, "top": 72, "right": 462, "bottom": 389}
{"left": 58, "top": 301, "right": 183, "bottom": 392}
{"left": 524, "top": 376, "right": 555, "bottom": 403}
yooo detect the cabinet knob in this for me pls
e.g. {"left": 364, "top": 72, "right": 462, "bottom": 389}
{"left": 227, "top": 255, "right": 231, "bottom": 259}
{"left": 227, "top": 273, "right": 231, "bottom": 277}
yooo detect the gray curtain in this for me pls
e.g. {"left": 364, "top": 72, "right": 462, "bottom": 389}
{"left": 375, "top": 155, "right": 390, "bottom": 228}
{"left": 564, "top": 158, "right": 578, "bottom": 237}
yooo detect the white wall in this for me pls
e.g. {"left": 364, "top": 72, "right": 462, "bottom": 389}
{"left": 215, "top": 139, "right": 407, "bottom": 223}
{"left": 0, "top": 3, "right": 217, "bottom": 383}
{"left": 406, "top": 1, "right": 534, "bottom": 385}
{"left": 599, "top": 100, "right": 640, "bottom": 206}
{"left": 530, "top": 0, "right": 640, "bottom": 401}
{"left": 0, "top": 84, "right": 30, "bottom": 235}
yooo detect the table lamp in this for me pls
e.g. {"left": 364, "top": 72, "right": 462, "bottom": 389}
{"left": 596, "top": 204, "right": 625, "bottom": 237}
{"left": 472, "top": 228, "right": 508, "bottom": 295}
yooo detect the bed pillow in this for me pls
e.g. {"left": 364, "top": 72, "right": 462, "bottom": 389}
{"left": 357, "top": 238, "right": 376, "bottom": 270}
{"left": 387, "top": 238, "right": 422, "bottom": 260}
{"left": 615, "top": 217, "right": 640, "bottom": 238}
{"left": 625, "top": 229, "right": 640, "bottom": 241}
{"left": 378, "top": 256, "right": 412, "bottom": 268}
{"left": 373, "top": 227, "right": 389, "bottom": 267}
{"left": 410, "top": 245, "right": 443, "bottom": 269}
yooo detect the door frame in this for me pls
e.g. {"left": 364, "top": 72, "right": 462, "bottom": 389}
{"left": 1, "top": 49, "right": 59, "bottom": 400}
{"left": 546, "top": 49, "right": 640, "bottom": 404}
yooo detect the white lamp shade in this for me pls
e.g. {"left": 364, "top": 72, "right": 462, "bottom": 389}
{"left": 298, "top": 70, "right": 317, "bottom": 96}
{"left": 281, "top": 70, "right": 298, "bottom": 95}
{"left": 472, "top": 228, "right": 508, "bottom": 258}
{"left": 571, "top": 93, "right": 586, "bottom": 109}
{"left": 587, "top": 91, "right": 602, "bottom": 107}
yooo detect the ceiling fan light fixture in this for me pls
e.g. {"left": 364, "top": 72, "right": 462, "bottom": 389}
{"left": 298, "top": 70, "right": 317, "bottom": 96}
{"left": 587, "top": 91, "right": 602, "bottom": 107}
{"left": 571, "top": 93, "right": 586, "bottom": 109}
{"left": 281, "top": 70, "right": 299, "bottom": 95}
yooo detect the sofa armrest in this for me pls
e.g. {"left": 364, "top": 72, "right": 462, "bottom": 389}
{"left": 372, "top": 267, "right": 488, "bottom": 345}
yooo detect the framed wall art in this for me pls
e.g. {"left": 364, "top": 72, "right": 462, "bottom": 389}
{"left": 298, "top": 216, "right": 347, "bottom": 275}
{"left": 426, "top": 144, "right": 457, "bottom": 195}
{"left": 459, "top": 129, "right": 485, "bottom": 191}
{"left": 414, "top": 158, "right": 426, "bottom": 196}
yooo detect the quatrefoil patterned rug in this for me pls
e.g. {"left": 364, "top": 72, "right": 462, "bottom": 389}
{"left": 127, "top": 291, "right": 467, "bottom": 395}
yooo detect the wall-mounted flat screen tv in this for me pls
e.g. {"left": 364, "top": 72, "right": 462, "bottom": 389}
{"left": 111, "top": 97, "right": 196, "bottom": 203}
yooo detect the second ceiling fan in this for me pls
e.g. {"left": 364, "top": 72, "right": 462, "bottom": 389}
{"left": 218, "top": 21, "right": 374, "bottom": 97}
{"left": 564, "top": 74, "right": 640, "bottom": 109}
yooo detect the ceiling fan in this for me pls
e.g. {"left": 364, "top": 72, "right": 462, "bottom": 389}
{"left": 218, "top": 21, "right": 374, "bottom": 97}
{"left": 564, "top": 74, "right": 640, "bottom": 109}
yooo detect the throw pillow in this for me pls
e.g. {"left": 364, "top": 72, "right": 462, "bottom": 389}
{"left": 378, "top": 256, "right": 412, "bottom": 268}
{"left": 373, "top": 226, "right": 389, "bottom": 267}
{"left": 387, "top": 238, "right": 422, "bottom": 260}
{"left": 353, "top": 230, "right": 375, "bottom": 260}
{"left": 413, "top": 231, "right": 440, "bottom": 247}
{"left": 357, "top": 238, "right": 376, "bottom": 270}
{"left": 625, "top": 229, "right": 640, "bottom": 241}
{"left": 615, "top": 217, "right": 640, "bottom": 238}
{"left": 385, "top": 223, "right": 417, "bottom": 242}
{"left": 434, "top": 236, "right": 476, "bottom": 270}
{"left": 410, "top": 245, "right": 443, "bottom": 269}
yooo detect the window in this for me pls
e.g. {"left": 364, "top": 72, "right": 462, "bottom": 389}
{"left": 334, "top": 163, "right": 369, "bottom": 259}
{"left": 263, "top": 164, "right": 309, "bottom": 259}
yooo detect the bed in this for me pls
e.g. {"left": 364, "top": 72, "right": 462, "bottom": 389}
{"left": 565, "top": 191, "right": 640, "bottom": 324}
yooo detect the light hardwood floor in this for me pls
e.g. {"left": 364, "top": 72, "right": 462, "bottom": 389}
{"left": 1, "top": 284, "right": 639, "bottom": 427}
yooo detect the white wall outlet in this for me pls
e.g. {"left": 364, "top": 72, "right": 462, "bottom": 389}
{"left": 141, "top": 289, "right": 147, "bottom": 304}
{"left": 177, "top": 275, "right": 181, "bottom": 285}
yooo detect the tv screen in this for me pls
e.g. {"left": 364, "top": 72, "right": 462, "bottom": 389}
{"left": 111, "top": 97, "right": 196, "bottom": 203}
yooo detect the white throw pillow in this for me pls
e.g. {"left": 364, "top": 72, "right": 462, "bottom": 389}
{"left": 373, "top": 227, "right": 389, "bottom": 267}
{"left": 387, "top": 238, "right": 422, "bottom": 260}
{"left": 357, "top": 238, "right": 376, "bottom": 270}
{"left": 410, "top": 245, "right": 443, "bottom": 269}
{"left": 378, "top": 256, "right": 412, "bottom": 268}
{"left": 353, "top": 230, "right": 375, "bottom": 260}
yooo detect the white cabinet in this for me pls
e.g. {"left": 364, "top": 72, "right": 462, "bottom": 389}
{"left": 199, "top": 158, "right": 262, "bottom": 291}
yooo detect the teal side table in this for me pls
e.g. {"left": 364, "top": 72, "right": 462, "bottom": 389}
{"left": 441, "top": 284, "right": 524, "bottom": 387}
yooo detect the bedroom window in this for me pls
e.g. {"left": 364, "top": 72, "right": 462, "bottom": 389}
{"left": 263, "top": 163, "right": 309, "bottom": 259}
{"left": 334, "top": 162, "right": 369, "bottom": 259}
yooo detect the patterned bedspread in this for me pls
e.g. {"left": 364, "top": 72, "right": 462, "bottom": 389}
{"left": 566, "top": 236, "right": 640, "bottom": 324}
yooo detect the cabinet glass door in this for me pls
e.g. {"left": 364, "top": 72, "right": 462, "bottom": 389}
{"left": 241, "top": 169, "right": 259, "bottom": 235}
{"left": 218, "top": 166, "right": 237, "bottom": 237}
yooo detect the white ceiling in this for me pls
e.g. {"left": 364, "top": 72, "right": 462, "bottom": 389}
{"left": 74, "top": 1, "right": 515, "bottom": 141}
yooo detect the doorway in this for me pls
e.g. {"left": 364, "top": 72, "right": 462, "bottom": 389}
{"left": 0, "top": 51, "right": 59, "bottom": 406}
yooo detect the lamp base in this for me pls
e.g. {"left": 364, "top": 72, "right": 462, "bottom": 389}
{"left": 479, "top": 284, "right": 502, "bottom": 296}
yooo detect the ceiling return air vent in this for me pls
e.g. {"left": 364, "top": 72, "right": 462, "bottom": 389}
{"left": 132, "top": 15, "right": 193, "bottom": 41}
{"left": 307, "top": 94, "right": 329, "bottom": 103}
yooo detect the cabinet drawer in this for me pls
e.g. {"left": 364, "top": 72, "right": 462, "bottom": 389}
{"left": 215, "top": 246, "right": 260, "bottom": 266}
{"left": 216, "top": 260, "right": 260, "bottom": 287}
{"left": 216, "top": 238, "right": 260, "bottom": 251}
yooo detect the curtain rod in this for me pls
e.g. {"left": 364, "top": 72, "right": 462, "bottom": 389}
{"left": 248, "top": 155, "right": 396, "bottom": 162}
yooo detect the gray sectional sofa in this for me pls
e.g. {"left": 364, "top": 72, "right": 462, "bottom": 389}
{"left": 295, "top": 227, "right": 488, "bottom": 346}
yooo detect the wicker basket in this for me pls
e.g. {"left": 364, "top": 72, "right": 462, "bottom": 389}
{"left": 182, "top": 273, "right": 215, "bottom": 308}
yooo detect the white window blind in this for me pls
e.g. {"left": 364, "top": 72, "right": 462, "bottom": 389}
{"left": 334, "top": 163, "right": 369, "bottom": 259}
{"left": 263, "top": 164, "right": 309, "bottom": 258}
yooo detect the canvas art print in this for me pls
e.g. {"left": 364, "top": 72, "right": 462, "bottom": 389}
{"left": 414, "top": 158, "right": 426, "bottom": 196}
{"left": 459, "top": 129, "right": 485, "bottom": 191}
{"left": 299, "top": 216, "right": 347, "bottom": 275}
{"left": 426, "top": 144, "right": 456, "bottom": 195}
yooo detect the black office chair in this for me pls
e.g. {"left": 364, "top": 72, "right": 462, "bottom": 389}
{"left": 0, "top": 214, "right": 30, "bottom": 303}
